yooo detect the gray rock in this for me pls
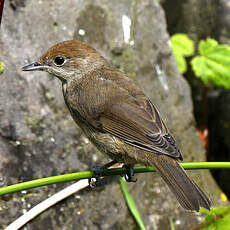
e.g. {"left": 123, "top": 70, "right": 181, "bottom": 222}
{"left": 0, "top": 0, "right": 223, "bottom": 229}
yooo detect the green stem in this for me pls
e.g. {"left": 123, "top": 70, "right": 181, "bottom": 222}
{"left": 0, "top": 162, "right": 230, "bottom": 196}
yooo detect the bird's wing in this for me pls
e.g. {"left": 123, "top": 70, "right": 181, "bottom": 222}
{"left": 100, "top": 98, "right": 183, "bottom": 160}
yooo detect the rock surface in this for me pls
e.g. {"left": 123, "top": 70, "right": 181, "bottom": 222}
{"left": 0, "top": 0, "right": 223, "bottom": 229}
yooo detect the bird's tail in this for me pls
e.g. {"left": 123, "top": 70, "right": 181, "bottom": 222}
{"left": 147, "top": 154, "right": 211, "bottom": 211}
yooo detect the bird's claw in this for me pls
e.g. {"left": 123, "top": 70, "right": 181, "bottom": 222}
{"left": 88, "top": 160, "right": 118, "bottom": 187}
{"left": 88, "top": 166, "right": 104, "bottom": 188}
{"left": 123, "top": 164, "right": 137, "bottom": 182}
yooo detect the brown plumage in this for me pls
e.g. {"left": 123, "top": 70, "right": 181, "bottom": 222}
{"left": 22, "top": 40, "right": 211, "bottom": 211}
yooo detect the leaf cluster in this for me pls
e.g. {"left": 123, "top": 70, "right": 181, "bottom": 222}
{"left": 199, "top": 206, "right": 230, "bottom": 230}
{"left": 171, "top": 35, "right": 230, "bottom": 89}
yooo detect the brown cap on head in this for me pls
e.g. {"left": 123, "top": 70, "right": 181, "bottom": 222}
{"left": 39, "top": 40, "right": 98, "bottom": 62}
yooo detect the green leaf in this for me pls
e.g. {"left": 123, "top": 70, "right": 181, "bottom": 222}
{"left": 174, "top": 52, "right": 187, "bottom": 74}
{"left": 171, "top": 33, "right": 195, "bottom": 74}
{"left": 199, "top": 38, "right": 218, "bottom": 56}
{"left": 191, "top": 38, "right": 230, "bottom": 89}
{"left": 171, "top": 33, "right": 195, "bottom": 56}
{"left": 0, "top": 62, "right": 4, "bottom": 74}
{"left": 119, "top": 177, "right": 146, "bottom": 230}
{"left": 199, "top": 206, "right": 230, "bottom": 230}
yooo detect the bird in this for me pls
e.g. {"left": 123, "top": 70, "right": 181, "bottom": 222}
{"left": 22, "top": 40, "right": 211, "bottom": 211}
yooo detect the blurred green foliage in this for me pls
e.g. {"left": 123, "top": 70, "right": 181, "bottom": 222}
{"left": 171, "top": 35, "right": 230, "bottom": 89}
{"left": 200, "top": 206, "right": 230, "bottom": 230}
{"left": 191, "top": 38, "right": 230, "bottom": 89}
{"left": 171, "top": 33, "right": 194, "bottom": 74}
{"left": 0, "top": 61, "right": 4, "bottom": 74}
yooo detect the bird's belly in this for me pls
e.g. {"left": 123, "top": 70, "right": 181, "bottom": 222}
{"left": 80, "top": 124, "right": 139, "bottom": 165}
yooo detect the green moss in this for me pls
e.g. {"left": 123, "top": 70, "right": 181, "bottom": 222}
{"left": 24, "top": 116, "right": 46, "bottom": 129}
{"left": 111, "top": 46, "right": 136, "bottom": 79}
{"left": 0, "top": 62, "right": 5, "bottom": 74}
{"left": 121, "top": 47, "right": 136, "bottom": 78}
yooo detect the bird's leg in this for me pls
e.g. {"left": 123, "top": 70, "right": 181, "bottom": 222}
{"left": 123, "top": 164, "right": 137, "bottom": 182}
{"left": 89, "top": 160, "right": 118, "bottom": 187}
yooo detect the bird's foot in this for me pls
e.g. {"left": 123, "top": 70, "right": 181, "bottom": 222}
{"left": 123, "top": 164, "right": 137, "bottom": 182}
{"left": 88, "top": 160, "right": 118, "bottom": 187}
{"left": 88, "top": 166, "right": 104, "bottom": 188}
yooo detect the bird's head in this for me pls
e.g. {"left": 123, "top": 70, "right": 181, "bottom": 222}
{"left": 22, "top": 40, "right": 105, "bottom": 82}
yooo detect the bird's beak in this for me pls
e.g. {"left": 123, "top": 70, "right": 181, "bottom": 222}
{"left": 22, "top": 62, "right": 47, "bottom": 71}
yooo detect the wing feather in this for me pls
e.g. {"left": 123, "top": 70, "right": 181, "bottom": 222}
{"left": 100, "top": 99, "right": 183, "bottom": 160}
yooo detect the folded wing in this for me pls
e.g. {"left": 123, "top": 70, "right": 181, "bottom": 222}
{"left": 100, "top": 98, "right": 183, "bottom": 160}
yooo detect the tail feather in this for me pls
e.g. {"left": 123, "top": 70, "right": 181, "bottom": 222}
{"left": 148, "top": 154, "right": 211, "bottom": 211}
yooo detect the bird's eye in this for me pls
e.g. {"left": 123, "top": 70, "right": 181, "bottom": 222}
{"left": 54, "top": 56, "right": 66, "bottom": 66}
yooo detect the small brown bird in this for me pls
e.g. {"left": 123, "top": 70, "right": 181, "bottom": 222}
{"left": 22, "top": 40, "right": 211, "bottom": 211}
